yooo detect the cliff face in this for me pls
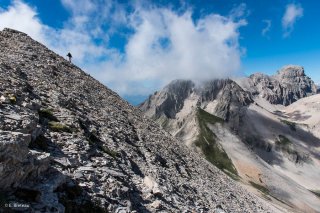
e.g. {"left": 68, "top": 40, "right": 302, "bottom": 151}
{"left": 141, "top": 79, "right": 252, "bottom": 124}
{"left": 201, "top": 79, "right": 253, "bottom": 122}
{"left": 0, "top": 28, "right": 273, "bottom": 212}
{"left": 249, "top": 65, "right": 317, "bottom": 106}
{"left": 150, "top": 80, "right": 195, "bottom": 119}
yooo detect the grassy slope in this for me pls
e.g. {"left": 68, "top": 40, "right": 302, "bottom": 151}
{"left": 249, "top": 181, "right": 269, "bottom": 195}
{"left": 195, "top": 108, "right": 238, "bottom": 177}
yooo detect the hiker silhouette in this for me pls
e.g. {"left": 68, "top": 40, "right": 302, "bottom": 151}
{"left": 67, "top": 52, "right": 72, "bottom": 62}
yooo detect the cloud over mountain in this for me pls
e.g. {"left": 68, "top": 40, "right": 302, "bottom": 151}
{"left": 0, "top": 0, "right": 45, "bottom": 42}
{"left": 0, "top": 0, "right": 246, "bottom": 96}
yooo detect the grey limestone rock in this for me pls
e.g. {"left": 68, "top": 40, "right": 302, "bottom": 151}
{"left": 0, "top": 28, "right": 274, "bottom": 212}
{"left": 249, "top": 65, "right": 317, "bottom": 105}
{"left": 141, "top": 78, "right": 253, "bottom": 132}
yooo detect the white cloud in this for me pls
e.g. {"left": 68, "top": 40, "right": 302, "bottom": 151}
{"left": 282, "top": 3, "right": 303, "bottom": 37}
{"left": 0, "top": 0, "right": 109, "bottom": 63}
{"left": 0, "top": 0, "right": 247, "bottom": 96}
{"left": 61, "top": 0, "right": 97, "bottom": 15}
{"left": 0, "top": 0, "right": 46, "bottom": 43}
{"left": 47, "top": 28, "right": 108, "bottom": 63}
{"left": 262, "top": 19, "right": 271, "bottom": 37}
{"left": 90, "top": 7, "right": 247, "bottom": 95}
{"left": 229, "top": 3, "right": 249, "bottom": 19}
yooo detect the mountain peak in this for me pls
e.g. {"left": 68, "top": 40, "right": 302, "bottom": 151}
{"left": 244, "top": 65, "right": 317, "bottom": 105}
{"left": 165, "top": 79, "right": 194, "bottom": 93}
{"left": 140, "top": 69, "right": 320, "bottom": 213}
{"left": 276, "top": 65, "right": 305, "bottom": 77}
{"left": 3, "top": 27, "right": 26, "bottom": 34}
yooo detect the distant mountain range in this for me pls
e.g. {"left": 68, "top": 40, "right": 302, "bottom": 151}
{"left": 140, "top": 65, "right": 320, "bottom": 212}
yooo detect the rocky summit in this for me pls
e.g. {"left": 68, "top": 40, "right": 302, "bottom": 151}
{"left": 0, "top": 28, "right": 277, "bottom": 212}
{"left": 245, "top": 65, "right": 317, "bottom": 106}
{"left": 140, "top": 79, "right": 254, "bottom": 133}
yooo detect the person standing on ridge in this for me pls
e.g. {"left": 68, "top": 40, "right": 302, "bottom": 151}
{"left": 67, "top": 52, "right": 72, "bottom": 63}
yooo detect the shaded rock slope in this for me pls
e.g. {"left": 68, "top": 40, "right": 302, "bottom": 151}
{"left": 0, "top": 28, "right": 276, "bottom": 212}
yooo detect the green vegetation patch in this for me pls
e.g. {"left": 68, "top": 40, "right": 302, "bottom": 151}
{"left": 276, "top": 135, "right": 292, "bottom": 146}
{"left": 87, "top": 134, "right": 119, "bottom": 159}
{"left": 48, "top": 121, "right": 72, "bottom": 133}
{"left": 275, "top": 135, "right": 293, "bottom": 153}
{"left": 9, "top": 95, "right": 16, "bottom": 104}
{"left": 101, "top": 145, "right": 119, "bottom": 158}
{"left": 275, "top": 135, "right": 310, "bottom": 164}
{"left": 198, "top": 108, "right": 224, "bottom": 124}
{"left": 280, "top": 119, "right": 296, "bottom": 131}
{"left": 78, "top": 119, "right": 118, "bottom": 159}
{"left": 156, "top": 115, "right": 170, "bottom": 129}
{"left": 195, "top": 108, "right": 237, "bottom": 176}
{"left": 39, "top": 108, "right": 59, "bottom": 121}
{"left": 249, "top": 181, "right": 269, "bottom": 195}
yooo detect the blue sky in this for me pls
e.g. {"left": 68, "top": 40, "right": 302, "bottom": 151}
{"left": 1, "top": 0, "right": 319, "bottom": 105}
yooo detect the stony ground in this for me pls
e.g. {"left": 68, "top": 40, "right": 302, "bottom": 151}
{"left": 0, "top": 28, "right": 276, "bottom": 213}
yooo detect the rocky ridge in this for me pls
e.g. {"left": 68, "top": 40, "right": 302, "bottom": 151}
{"left": 0, "top": 28, "right": 276, "bottom": 212}
{"left": 246, "top": 65, "right": 317, "bottom": 106}
{"left": 140, "top": 66, "right": 320, "bottom": 212}
{"left": 141, "top": 79, "right": 252, "bottom": 126}
{"left": 152, "top": 79, "right": 194, "bottom": 119}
